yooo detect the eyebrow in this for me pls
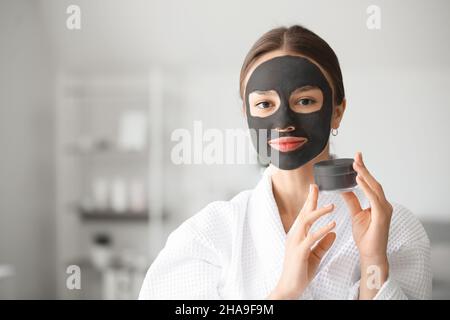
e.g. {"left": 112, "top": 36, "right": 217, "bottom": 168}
{"left": 250, "top": 86, "right": 319, "bottom": 95}
{"left": 291, "top": 85, "right": 320, "bottom": 94}
{"left": 250, "top": 90, "right": 277, "bottom": 95}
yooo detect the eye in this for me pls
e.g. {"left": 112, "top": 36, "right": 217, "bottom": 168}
{"left": 296, "top": 98, "right": 316, "bottom": 106}
{"left": 255, "top": 101, "right": 272, "bottom": 109}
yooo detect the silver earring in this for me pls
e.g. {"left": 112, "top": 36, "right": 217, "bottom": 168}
{"left": 331, "top": 128, "right": 339, "bottom": 136}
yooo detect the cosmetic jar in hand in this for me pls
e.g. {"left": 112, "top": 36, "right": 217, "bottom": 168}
{"left": 313, "top": 158, "right": 358, "bottom": 193}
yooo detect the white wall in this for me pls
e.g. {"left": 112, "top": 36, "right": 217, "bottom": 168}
{"left": 38, "top": 0, "right": 450, "bottom": 70}
{"left": 0, "top": 0, "right": 448, "bottom": 298}
{"left": 37, "top": 0, "right": 450, "bottom": 221}
{"left": 0, "top": 0, "right": 56, "bottom": 298}
{"left": 337, "top": 66, "right": 450, "bottom": 220}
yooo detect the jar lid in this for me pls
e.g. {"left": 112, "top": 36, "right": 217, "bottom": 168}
{"left": 313, "top": 158, "right": 355, "bottom": 176}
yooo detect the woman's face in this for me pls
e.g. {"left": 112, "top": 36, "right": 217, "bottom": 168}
{"left": 242, "top": 50, "right": 345, "bottom": 170}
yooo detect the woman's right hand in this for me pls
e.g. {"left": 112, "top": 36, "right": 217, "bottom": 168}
{"left": 268, "top": 184, "right": 336, "bottom": 300}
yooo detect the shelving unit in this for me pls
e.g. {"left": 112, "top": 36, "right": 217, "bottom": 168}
{"left": 54, "top": 71, "right": 170, "bottom": 299}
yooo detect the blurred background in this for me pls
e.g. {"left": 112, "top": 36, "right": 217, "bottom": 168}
{"left": 0, "top": 0, "right": 449, "bottom": 299}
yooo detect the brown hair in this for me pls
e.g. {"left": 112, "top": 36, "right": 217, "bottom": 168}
{"left": 239, "top": 25, "right": 345, "bottom": 106}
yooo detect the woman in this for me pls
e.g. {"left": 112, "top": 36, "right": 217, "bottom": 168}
{"left": 139, "top": 25, "right": 431, "bottom": 300}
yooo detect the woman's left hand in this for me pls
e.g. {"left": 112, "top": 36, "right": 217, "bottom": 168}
{"left": 342, "top": 152, "right": 393, "bottom": 260}
{"left": 342, "top": 152, "right": 393, "bottom": 299}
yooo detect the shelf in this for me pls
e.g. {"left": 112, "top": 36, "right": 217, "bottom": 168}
{"left": 65, "top": 145, "right": 149, "bottom": 158}
{"left": 77, "top": 207, "right": 170, "bottom": 223}
{"left": 79, "top": 208, "right": 149, "bottom": 222}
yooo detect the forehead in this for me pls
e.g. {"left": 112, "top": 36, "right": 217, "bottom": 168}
{"left": 245, "top": 55, "right": 330, "bottom": 97}
{"left": 243, "top": 50, "right": 333, "bottom": 95}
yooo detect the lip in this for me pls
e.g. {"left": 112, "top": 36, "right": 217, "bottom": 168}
{"left": 268, "top": 136, "right": 308, "bottom": 152}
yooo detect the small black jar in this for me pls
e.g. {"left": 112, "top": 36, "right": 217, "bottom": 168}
{"left": 313, "top": 158, "right": 358, "bottom": 193}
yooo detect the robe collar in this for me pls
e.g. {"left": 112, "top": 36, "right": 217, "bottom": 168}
{"left": 247, "top": 166, "right": 316, "bottom": 298}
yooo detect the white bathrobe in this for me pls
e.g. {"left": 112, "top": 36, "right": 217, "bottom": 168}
{"left": 139, "top": 168, "right": 432, "bottom": 300}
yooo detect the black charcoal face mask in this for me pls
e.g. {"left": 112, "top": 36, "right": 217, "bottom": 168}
{"left": 245, "top": 55, "right": 333, "bottom": 170}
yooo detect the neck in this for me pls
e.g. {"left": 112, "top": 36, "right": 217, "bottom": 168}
{"left": 271, "top": 145, "right": 331, "bottom": 222}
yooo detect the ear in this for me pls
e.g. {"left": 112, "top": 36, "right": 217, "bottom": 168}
{"left": 331, "top": 98, "right": 346, "bottom": 129}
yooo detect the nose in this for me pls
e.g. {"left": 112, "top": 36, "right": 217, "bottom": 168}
{"left": 275, "top": 126, "right": 295, "bottom": 132}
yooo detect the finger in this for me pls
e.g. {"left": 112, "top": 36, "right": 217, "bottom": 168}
{"left": 302, "top": 184, "right": 318, "bottom": 213}
{"left": 309, "top": 232, "right": 336, "bottom": 272}
{"left": 290, "top": 202, "right": 333, "bottom": 241}
{"left": 311, "top": 232, "right": 336, "bottom": 261}
{"left": 354, "top": 152, "right": 379, "bottom": 190}
{"left": 290, "top": 184, "right": 319, "bottom": 238}
{"left": 341, "top": 192, "right": 363, "bottom": 218}
{"left": 356, "top": 174, "right": 379, "bottom": 206}
{"left": 306, "top": 221, "right": 336, "bottom": 247}
{"left": 353, "top": 152, "right": 386, "bottom": 200}
{"left": 303, "top": 203, "right": 335, "bottom": 229}
{"left": 293, "top": 204, "right": 334, "bottom": 241}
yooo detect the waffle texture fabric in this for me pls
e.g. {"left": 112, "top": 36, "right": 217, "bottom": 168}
{"left": 139, "top": 168, "right": 431, "bottom": 299}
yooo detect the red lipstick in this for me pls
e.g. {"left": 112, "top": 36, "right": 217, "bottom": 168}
{"left": 268, "top": 136, "right": 307, "bottom": 152}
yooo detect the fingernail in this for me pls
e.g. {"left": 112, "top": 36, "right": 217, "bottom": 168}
{"left": 325, "top": 203, "right": 334, "bottom": 208}
{"left": 309, "top": 184, "right": 313, "bottom": 193}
